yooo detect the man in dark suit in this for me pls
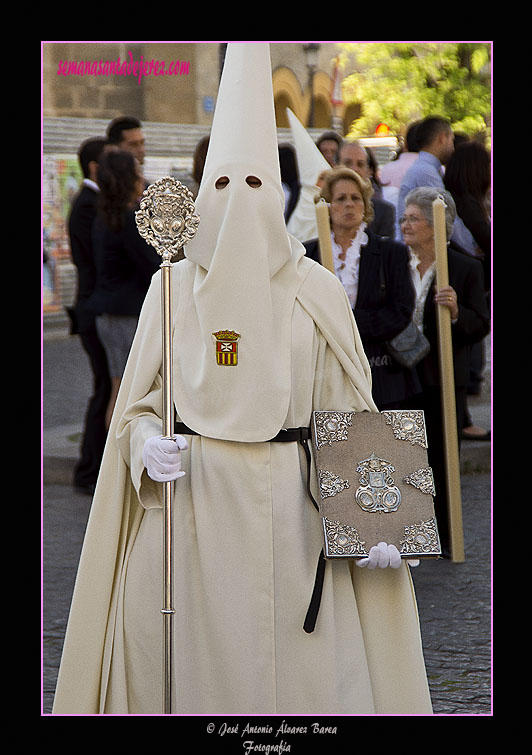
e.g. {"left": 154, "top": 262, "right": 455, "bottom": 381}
{"left": 68, "top": 136, "right": 111, "bottom": 494}
{"left": 339, "top": 141, "right": 396, "bottom": 238}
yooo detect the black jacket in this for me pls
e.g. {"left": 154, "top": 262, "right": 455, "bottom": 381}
{"left": 88, "top": 209, "right": 161, "bottom": 317}
{"left": 68, "top": 184, "right": 99, "bottom": 332}
{"left": 417, "top": 245, "right": 490, "bottom": 389}
{"left": 450, "top": 193, "right": 491, "bottom": 292}
{"left": 304, "top": 231, "right": 420, "bottom": 407}
{"left": 370, "top": 195, "right": 396, "bottom": 239}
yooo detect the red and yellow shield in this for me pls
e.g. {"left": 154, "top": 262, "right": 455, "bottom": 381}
{"left": 212, "top": 330, "right": 241, "bottom": 366}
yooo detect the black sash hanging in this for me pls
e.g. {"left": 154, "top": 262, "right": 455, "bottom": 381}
{"left": 174, "top": 419, "right": 326, "bottom": 633}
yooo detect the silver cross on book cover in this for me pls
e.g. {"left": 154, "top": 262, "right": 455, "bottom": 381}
{"left": 311, "top": 410, "right": 441, "bottom": 559}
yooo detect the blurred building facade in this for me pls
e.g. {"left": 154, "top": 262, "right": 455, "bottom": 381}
{"left": 41, "top": 42, "right": 381, "bottom": 333}
{"left": 43, "top": 42, "right": 358, "bottom": 131}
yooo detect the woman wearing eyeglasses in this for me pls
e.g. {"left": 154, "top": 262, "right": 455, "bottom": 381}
{"left": 400, "top": 187, "right": 490, "bottom": 555}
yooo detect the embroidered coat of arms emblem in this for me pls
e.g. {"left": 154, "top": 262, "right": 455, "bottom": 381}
{"left": 212, "top": 330, "right": 241, "bottom": 366}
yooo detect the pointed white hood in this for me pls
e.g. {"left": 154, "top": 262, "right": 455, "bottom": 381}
{"left": 174, "top": 43, "right": 307, "bottom": 442}
{"left": 286, "top": 107, "right": 331, "bottom": 242}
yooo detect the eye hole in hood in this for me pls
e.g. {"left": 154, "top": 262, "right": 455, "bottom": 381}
{"left": 245, "top": 175, "right": 262, "bottom": 188}
{"left": 215, "top": 175, "right": 262, "bottom": 189}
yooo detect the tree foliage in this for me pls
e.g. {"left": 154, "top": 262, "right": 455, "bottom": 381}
{"left": 338, "top": 43, "right": 491, "bottom": 141}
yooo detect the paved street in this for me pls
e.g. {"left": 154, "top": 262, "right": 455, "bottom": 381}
{"left": 42, "top": 332, "right": 492, "bottom": 716}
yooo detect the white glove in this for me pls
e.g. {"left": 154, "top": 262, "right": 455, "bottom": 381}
{"left": 356, "top": 541, "right": 402, "bottom": 569}
{"left": 142, "top": 434, "right": 188, "bottom": 482}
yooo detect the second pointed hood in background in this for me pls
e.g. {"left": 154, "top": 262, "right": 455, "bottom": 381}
{"left": 175, "top": 43, "right": 307, "bottom": 442}
{"left": 286, "top": 107, "right": 331, "bottom": 243}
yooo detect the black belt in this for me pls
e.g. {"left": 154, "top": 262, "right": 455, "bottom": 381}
{"left": 174, "top": 420, "right": 325, "bottom": 633}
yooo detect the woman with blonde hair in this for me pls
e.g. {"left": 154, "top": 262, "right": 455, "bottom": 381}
{"left": 305, "top": 166, "right": 421, "bottom": 410}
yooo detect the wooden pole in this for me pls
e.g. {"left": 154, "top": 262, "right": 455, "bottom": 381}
{"left": 315, "top": 199, "right": 335, "bottom": 274}
{"left": 432, "top": 197, "right": 465, "bottom": 563}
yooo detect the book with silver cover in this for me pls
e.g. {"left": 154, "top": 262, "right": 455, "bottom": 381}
{"left": 311, "top": 410, "right": 441, "bottom": 559}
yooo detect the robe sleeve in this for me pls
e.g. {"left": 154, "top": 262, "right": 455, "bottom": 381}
{"left": 297, "top": 261, "right": 378, "bottom": 414}
{"left": 112, "top": 269, "right": 168, "bottom": 510}
{"left": 312, "top": 327, "right": 372, "bottom": 411}
{"left": 115, "top": 373, "right": 166, "bottom": 510}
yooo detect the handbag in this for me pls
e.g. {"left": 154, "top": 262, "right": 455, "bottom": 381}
{"left": 377, "top": 255, "right": 430, "bottom": 368}
{"left": 387, "top": 320, "right": 430, "bottom": 368}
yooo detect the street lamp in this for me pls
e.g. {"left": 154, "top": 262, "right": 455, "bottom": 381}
{"left": 303, "top": 43, "right": 320, "bottom": 128}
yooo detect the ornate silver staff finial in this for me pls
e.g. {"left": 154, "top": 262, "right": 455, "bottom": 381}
{"left": 135, "top": 176, "right": 200, "bottom": 261}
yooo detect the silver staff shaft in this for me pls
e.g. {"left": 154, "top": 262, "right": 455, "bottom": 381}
{"left": 135, "top": 177, "right": 200, "bottom": 714}
{"left": 160, "top": 258, "right": 175, "bottom": 713}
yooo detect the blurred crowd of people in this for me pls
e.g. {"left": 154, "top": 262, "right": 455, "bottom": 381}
{"left": 67, "top": 117, "right": 159, "bottom": 494}
{"left": 66, "top": 112, "right": 491, "bottom": 556}
{"left": 306, "top": 117, "right": 490, "bottom": 555}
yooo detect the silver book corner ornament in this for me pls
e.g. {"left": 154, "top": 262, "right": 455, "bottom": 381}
{"left": 314, "top": 411, "right": 354, "bottom": 449}
{"left": 382, "top": 410, "right": 428, "bottom": 448}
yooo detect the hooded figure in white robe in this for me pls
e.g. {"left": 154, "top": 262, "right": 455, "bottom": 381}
{"left": 52, "top": 42, "right": 432, "bottom": 715}
{"left": 286, "top": 107, "right": 331, "bottom": 243}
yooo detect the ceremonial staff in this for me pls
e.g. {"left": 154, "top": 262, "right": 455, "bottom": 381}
{"left": 135, "top": 177, "right": 200, "bottom": 713}
{"left": 432, "top": 196, "right": 465, "bottom": 563}
{"left": 315, "top": 198, "right": 335, "bottom": 274}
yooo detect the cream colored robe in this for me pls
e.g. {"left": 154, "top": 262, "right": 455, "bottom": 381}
{"left": 52, "top": 255, "right": 432, "bottom": 715}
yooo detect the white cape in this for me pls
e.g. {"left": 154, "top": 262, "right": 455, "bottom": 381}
{"left": 53, "top": 254, "right": 432, "bottom": 715}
